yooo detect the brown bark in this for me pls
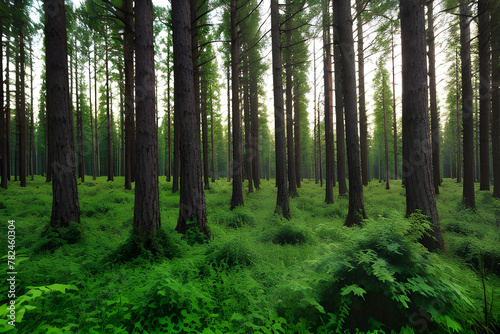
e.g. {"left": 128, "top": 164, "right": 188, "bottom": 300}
{"left": 230, "top": 0, "right": 244, "bottom": 209}
{"left": 332, "top": 4, "right": 347, "bottom": 196}
{"left": 456, "top": 49, "right": 462, "bottom": 183}
{"left": 392, "top": 35, "right": 398, "bottom": 180}
{"left": 427, "top": 0, "right": 440, "bottom": 194}
{"left": 124, "top": 0, "right": 135, "bottom": 189}
{"left": 492, "top": 0, "right": 500, "bottom": 198}
{"left": 89, "top": 49, "right": 95, "bottom": 181}
{"left": 167, "top": 50, "right": 172, "bottom": 182}
{"left": 105, "top": 31, "right": 113, "bottom": 182}
{"left": 294, "top": 82, "right": 301, "bottom": 188}
{"left": 227, "top": 65, "right": 231, "bottom": 182}
{"left": 17, "top": 28, "right": 26, "bottom": 187}
{"left": 201, "top": 77, "right": 210, "bottom": 190}
{"left": 460, "top": 0, "right": 476, "bottom": 210}
{"left": 6, "top": 39, "right": 11, "bottom": 182}
{"left": 285, "top": 11, "right": 297, "bottom": 198}
{"left": 44, "top": 0, "right": 81, "bottom": 227}
{"left": 271, "top": 0, "right": 290, "bottom": 219}
{"left": 172, "top": 0, "right": 209, "bottom": 236}
{"left": 30, "top": 40, "right": 35, "bottom": 179}
{"left": 357, "top": 0, "right": 368, "bottom": 186}
{"left": 75, "top": 45, "right": 84, "bottom": 183}
{"left": 479, "top": 0, "right": 491, "bottom": 191}
{"left": 250, "top": 69, "right": 260, "bottom": 189}
{"left": 0, "top": 20, "right": 7, "bottom": 189}
{"left": 134, "top": 0, "right": 161, "bottom": 246}
{"left": 337, "top": 0, "right": 366, "bottom": 226}
{"left": 323, "top": 0, "right": 334, "bottom": 204}
{"left": 400, "top": 0, "right": 445, "bottom": 252}
{"left": 383, "top": 81, "right": 390, "bottom": 190}
{"left": 243, "top": 60, "right": 253, "bottom": 193}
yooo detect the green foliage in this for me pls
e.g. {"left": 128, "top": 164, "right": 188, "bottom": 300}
{"left": 206, "top": 238, "right": 257, "bottom": 268}
{"left": 271, "top": 224, "right": 309, "bottom": 246}
{"left": 182, "top": 219, "right": 210, "bottom": 246}
{"left": 32, "top": 222, "right": 83, "bottom": 254}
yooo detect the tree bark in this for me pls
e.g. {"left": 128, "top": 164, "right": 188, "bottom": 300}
{"left": 479, "top": 0, "right": 491, "bottom": 191}
{"left": 230, "top": 0, "right": 244, "bottom": 209}
{"left": 172, "top": 0, "right": 209, "bottom": 236}
{"left": 89, "top": 48, "right": 96, "bottom": 181}
{"left": 332, "top": 4, "right": 347, "bottom": 195}
{"left": 0, "top": 20, "right": 7, "bottom": 189}
{"left": 76, "top": 45, "right": 84, "bottom": 183}
{"left": 392, "top": 35, "right": 398, "bottom": 180}
{"left": 400, "top": 0, "right": 445, "bottom": 252}
{"left": 167, "top": 53, "right": 172, "bottom": 182}
{"left": 456, "top": 49, "right": 461, "bottom": 183}
{"left": 250, "top": 69, "right": 260, "bottom": 189}
{"left": 427, "top": 0, "right": 440, "bottom": 194}
{"left": 105, "top": 31, "right": 113, "bottom": 182}
{"left": 460, "top": 0, "right": 476, "bottom": 210}
{"left": 172, "top": 96, "right": 180, "bottom": 193}
{"left": 244, "top": 60, "right": 253, "bottom": 193}
{"left": 323, "top": 0, "right": 334, "bottom": 204}
{"left": 383, "top": 80, "right": 390, "bottom": 190}
{"left": 492, "top": 0, "right": 500, "bottom": 198}
{"left": 134, "top": 0, "right": 161, "bottom": 246}
{"left": 294, "top": 82, "right": 301, "bottom": 188}
{"left": 227, "top": 65, "right": 231, "bottom": 182}
{"left": 124, "top": 0, "right": 135, "bottom": 189}
{"left": 201, "top": 76, "right": 210, "bottom": 190}
{"left": 45, "top": 0, "right": 80, "bottom": 227}
{"left": 17, "top": 27, "right": 27, "bottom": 187}
{"left": 285, "top": 11, "right": 297, "bottom": 198}
{"left": 357, "top": 0, "right": 368, "bottom": 186}
{"left": 337, "top": 0, "right": 366, "bottom": 227}
{"left": 271, "top": 0, "right": 290, "bottom": 219}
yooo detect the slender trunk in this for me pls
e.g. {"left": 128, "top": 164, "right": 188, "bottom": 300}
{"left": 392, "top": 35, "right": 398, "bottom": 180}
{"left": 250, "top": 69, "right": 260, "bottom": 189}
{"left": 383, "top": 81, "right": 390, "bottom": 190}
{"left": 313, "top": 40, "right": 318, "bottom": 185}
{"left": 492, "top": 0, "right": 500, "bottom": 198}
{"left": 172, "top": 93, "right": 180, "bottom": 193}
{"left": 294, "top": 83, "right": 302, "bottom": 188}
{"left": 427, "top": 0, "right": 440, "bottom": 193}
{"left": 0, "top": 20, "right": 6, "bottom": 189}
{"left": 271, "top": 0, "right": 290, "bottom": 219}
{"left": 167, "top": 51, "right": 172, "bottom": 182}
{"left": 201, "top": 77, "right": 210, "bottom": 190}
{"left": 124, "top": 0, "right": 134, "bottom": 189}
{"left": 227, "top": 65, "right": 231, "bottom": 182}
{"left": 337, "top": 0, "right": 366, "bottom": 226}
{"left": 400, "top": 0, "right": 445, "bottom": 252}
{"left": 230, "top": 0, "right": 244, "bottom": 209}
{"left": 90, "top": 48, "right": 95, "bottom": 181}
{"left": 45, "top": 0, "right": 80, "bottom": 227}
{"left": 172, "top": 0, "right": 208, "bottom": 236}
{"left": 318, "top": 99, "right": 323, "bottom": 187}
{"left": 134, "top": 0, "right": 161, "bottom": 246}
{"left": 456, "top": 49, "right": 462, "bottom": 183}
{"left": 243, "top": 60, "right": 253, "bottom": 193}
{"left": 333, "top": 9, "right": 347, "bottom": 195}
{"left": 460, "top": 0, "right": 476, "bottom": 209}
{"left": 479, "top": 0, "right": 490, "bottom": 191}
{"left": 323, "top": 0, "right": 333, "bottom": 203}
{"left": 76, "top": 47, "right": 85, "bottom": 183}
{"left": 94, "top": 43, "right": 100, "bottom": 178}
{"left": 211, "top": 84, "right": 216, "bottom": 182}
{"left": 357, "top": 0, "right": 368, "bottom": 186}
{"left": 30, "top": 39, "right": 35, "bottom": 180}
{"left": 285, "top": 12, "right": 297, "bottom": 198}
{"left": 105, "top": 32, "right": 113, "bottom": 181}
{"left": 6, "top": 39, "right": 11, "bottom": 181}
{"left": 17, "top": 29, "right": 27, "bottom": 187}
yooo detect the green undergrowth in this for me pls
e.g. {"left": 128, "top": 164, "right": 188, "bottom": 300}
{"left": 0, "top": 176, "right": 498, "bottom": 333}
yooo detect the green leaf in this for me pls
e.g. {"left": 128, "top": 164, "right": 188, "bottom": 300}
{"left": 340, "top": 284, "right": 367, "bottom": 299}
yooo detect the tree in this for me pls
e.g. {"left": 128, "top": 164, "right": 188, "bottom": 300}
{"left": 427, "top": 0, "right": 441, "bottom": 194}
{"left": 124, "top": 0, "right": 135, "bottom": 190}
{"left": 491, "top": 1, "right": 500, "bottom": 198}
{"left": 357, "top": 0, "right": 369, "bottom": 186}
{"left": 460, "top": 0, "right": 475, "bottom": 210}
{"left": 44, "top": 0, "right": 81, "bottom": 227}
{"left": 323, "top": 0, "right": 334, "bottom": 204}
{"left": 271, "top": 0, "right": 289, "bottom": 219}
{"left": 478, "top": 0, "right": 490, "bottom": 191}
{"left": 336, "top": 0, "right": 366, "bottom": 226}
{"left": 400, "top": 0, "right": 445, "bottom": 252}
{"left": 0, "top": 18, "right": 7, "bottom": 189}
{"left": 230, "top": 0, "right": 244, "bottom": 209}
{"left": 172, "top": 0, "right": 209, "bottom": 236}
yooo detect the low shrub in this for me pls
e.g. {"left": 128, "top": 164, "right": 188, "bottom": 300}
{"left": 32, "top": 222, "right": 83, "bottom": 254}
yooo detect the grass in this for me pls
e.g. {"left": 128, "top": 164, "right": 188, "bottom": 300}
{"left": 0, "top": 176, "right": 499, "bottom": 333}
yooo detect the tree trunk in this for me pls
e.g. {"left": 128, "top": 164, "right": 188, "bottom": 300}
{"left": 400, "top": 0, "right": 445, "bottom": 252}
{"left": 492, "top": 0, "right": 500, "bottom": 198}
{"left": 44, "top": 0, "right": 80, "bottom": 227}
{"left": 172, "top": 0, "right": 209, "bottom": 236}
{"left": 89, "top": 48, "right": 96, "bottom": 181}
{"left": 0, "top": 20, "right": 7, "bottom": 189}
{"left": 333, "top": 7, "right": 347, "bottom": 195}
{"left": 201, "top": 77, "right": 210, "bottom": 190}
{"left": 383, "top": 80, "right": 390, "bottom": 190}
{"left": 227, "top": 65, "right": 231, "bottom": 182}
{"left": 172, "top": 96, "right": 180, "bottom": 193}
{"left": 294, "top": 82, "right": 301, "bottom": 188}
{"left": 94, "top": 45, "right": 100, "bottom": 178}
{"left": 456, "top": 49, "right": 461, "bottom": 183}
{"left": 30, "top": 39, "right": 35, "bottom": 179}
{"left": 211, "top": 86, "right": 216, "bottom": 182}
{"left": 17, "top": 28, "right": 27, "bottom": 187}
{"left": 124, "top": 0, "right": 135, "bottom": 189}
{"left": 337, "top": 0, "right": 366, "bottom": 226}
{"left": 318, "top": 98, "right": 323, "bottom": 187}
{"left": 392, "top": 34, "right": 398, "bottom": 180}
{"left": 323, "top": 0, "right": 334, "bottom": 204}
{"left": 76, "top": 46, "right": 84, "bottom": 183}
{"left": 6, "top": 39, "right": 11, "bottom": 182}
{"left": 230, "top": 0, "right": 244, "bottom": 209}
{"left": 313, "top": 40, "right": 318, "bottom": 185}
{"left": 134, "top": 0, "right": 161, "bottom": 247}
{"left": 285, "top": 13, "right": 297, "bottom": 198}
{"left": 244, "top": 61, "right": 253, "bottom": 193}
{"left": 479, "top": 0, "right": 491, "bottom": 191}
{"left": 250, "top": 69, "right": 260, "bottom": 189}
{"left": 271, "top": 0, "right": 290, "bottom": 219}
{"left": 105, "top": 32, "right": 113, "bottom": 182}
{"left": 460, "top": 0, "right": 476, "bottom": 210}
{"left": 427, "top": 0, "right": 440, "bottom": 194}
{"left": 357, "top": 0, "right": 368, "bottom": 186}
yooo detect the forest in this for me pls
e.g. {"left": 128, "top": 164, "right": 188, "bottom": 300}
{"left": 0, "top": 0, "right": 499, "bottom": 332}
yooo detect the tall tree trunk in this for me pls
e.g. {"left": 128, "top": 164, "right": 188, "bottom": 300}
{"left": 243, "top": 61, "right": 253, "bottom": 193}
{"left": 318, "top": 98, "right": 323, "bottom": 187}
{"left": 323, "top": 0, "right": 334, "bottom": 203}
{"left": 492, "top": 0, "right": 500, "bottom": 198}
{"left": 427, "top": 0, "right": 440, "bottom": 194}
{"left": 392, "top": 34, "right": 398, "bottom": 180}
{"left": 172, "top": 96, "right": 180, "bottom": 193}
{"left": 479, "top": 0, "right": 491, "bottom": 191}
{"left": 89, "top": 48, "right": 96, "bottom": 181}
{"left": 172, "top": 0, "right": 209, "bottom": 236}
{"left": 333, "top": 7, "right": 347, "bottom": 195}
{"left": 227, "top": 65, "right": 231, "bottom": 182}
{"left": 383, "top": 81, "right": 390, "bottom": 190}
{"left": 294, "top": 83, "right": 301, "bottom": 188}
{"left": 460, "top": 0, "right": 475, "bottom": 209}
{"left": 400, "top": 0, "right": 445, "bottom": 252}
{"left": 271, "top": 0, "right": 290, "bottom": 219}
{"left": 0, "top": 20, "right": 6, "bottom": 189}
{"left": 94, "top": 44, "right": 100, "bottom": 178}
{"left": 337, "top": 0, "right": 366, "bottom": 226}
{"left": 134, "top": 0, "right": 161, "bottom": 247}
{"left": 124, "top": 0, "right": 135, "bottom": 189}
{"left": 250, "top": 70, "right": 260, "bottom": 189}
{"left": 211, "top": 86, "right": 216, "bottom": 182}
{"left": 313, "top": 40, "right": 319, "bottom": 185}
{"left": 356, "top": 0, "right": 368, "bottom": 186}
{"left": 76, "top": 47, "right": 85, "bottom": 183}
{"left": 30, "top": 39, "right": 35, "bottom": 179}
{"left": 456, "top": 49, "right": 462, "bottom": 183}
{"left": 230, "top": 0, "right": 244, "bottom": 209}
{"left": 105, "top": 32, "right": 113, "bottom": 181}
{"left": 6, "top": 38, "right": 11, "bottom": 182}
{"left": 17, "top": 28, "right": 27, "bottom": 187}
{"left": 285, "top": 12, "right": 297, "bottom": 198}
{"left": 166, "top": 52, "right": 172, "bottom": 182}
{"left": 44, "top": 0, "right": 80, "bottom": 227}
{"left": 201, "top": 77, "right": 210, "bottom": 190}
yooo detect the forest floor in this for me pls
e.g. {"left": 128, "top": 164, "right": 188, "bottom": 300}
{"left": 0, "top": 176, "right": 499, "bottom": 333}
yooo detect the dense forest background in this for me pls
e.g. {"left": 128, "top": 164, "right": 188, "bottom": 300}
{"left": 0, "top": 0, "right": 500, "bottom": 332}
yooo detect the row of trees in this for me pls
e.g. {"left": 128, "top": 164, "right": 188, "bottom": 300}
{"left": 0, "top": 0, "right": 499, "bottom": 253}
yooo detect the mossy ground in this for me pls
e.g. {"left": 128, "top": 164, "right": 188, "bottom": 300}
{"left": 0, "top": 176, "right": 498, "bottom": 333}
